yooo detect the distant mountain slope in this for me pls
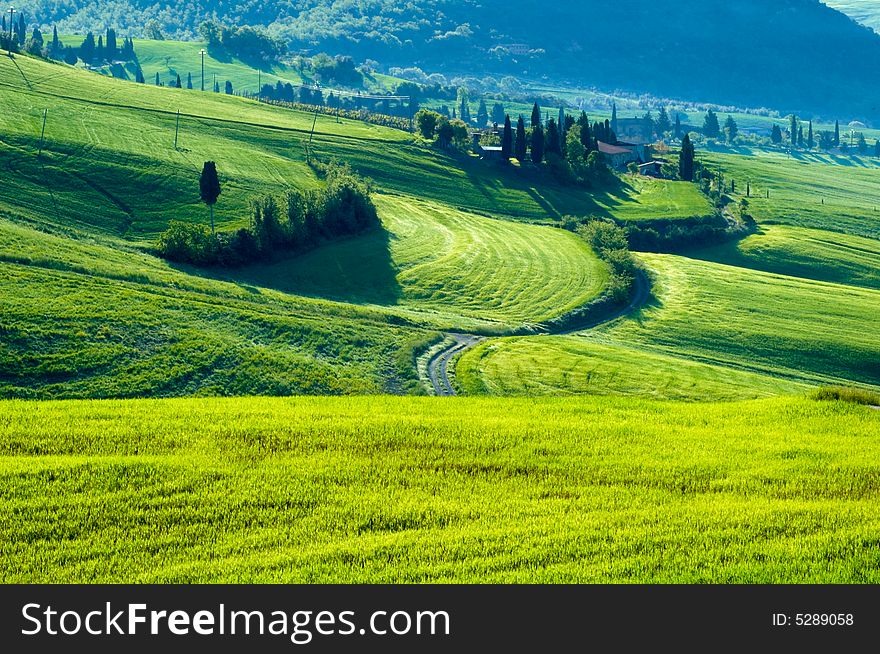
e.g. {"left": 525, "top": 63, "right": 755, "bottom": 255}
{"left": 823, "top": 1, "right": 880, "bottom": 32}
{"left": 16, "top": 0, "right": 880, "bottom": 120}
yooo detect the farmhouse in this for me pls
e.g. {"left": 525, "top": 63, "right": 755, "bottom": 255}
{"left": 597, "top": 141, "right": 650, "bottom": 170}
{"left": 471, "top": 131, "right": 506, "bottom": 160}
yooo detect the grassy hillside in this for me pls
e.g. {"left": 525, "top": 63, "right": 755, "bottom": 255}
{"left": 227, "top": 195, "right": 608, "bottom": 327}
{"left": 0, "top": 53, "right": 708, "bottom": 241}
{"left": 703, "top": 148, "right": 880, "bottom": 239}
{"left": 2, "top": 395, "right": 878, "bottom": 583}
{"left": 457, "top": 338, "right": 807, "bottom": 400}
{"left": 0, "top": 217, "right": 437, "bottom": 398}
{"left": 691, "top": 225, "right": 880, "bottom": 290}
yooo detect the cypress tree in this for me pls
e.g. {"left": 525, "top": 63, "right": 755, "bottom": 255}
{"left": 51, "top": 26, "right": 60, "bottom": 55}
{"left": 96, "top": 35, "right": 104, "bottom": 62}
{"left": 798, "top": 126, "right": 804, "bottom": 148}
{"left": 501, "top": 115, "right": 513, "bottom": 160}
{"left": 656, "top": 107, "right": 671, "bottom": 136}
{"left": 545, "top": 118, "right": 561, "bottom": 156}
{"left": 703, "top": 110, "right": 720, "bottom": 139}
{"left": 17, "top": 13, "right": 24, "bottom": 46}
{"left": 106, "top": 28, "right": 117, "bottom": 59}
{"left": 155, "top": 71, "right": 160, "bottom": 86}
{"left": 724, "top": 115, "right": 738, "bottom": 143}
{"left": 491, "top": 102, "right": 505, "bottom": 125}
{"left": 213, "top": 79, "right": 220, "bottom": 93}
{"left": 530, "top": 124, "right": 545, "bottom": 164}
{"left": 186, "top": 72, "right": 193, "bottom": 89}
{"left": 807, "top": 120, "right": 814, "bottom": 149}
{"left": 610, "top": 102, "right": 618, "bottom": 134}
{"left": 225, "top": 80, "right": 233, "bottom": 95}
{"left": 834, "top": 120, "right": 840, "bottom": 147}
{"left": 577, "top": 112, "right": 592, "bottom": 152}
{"left": 514, "top": 115, "right": 527, "bottom": 162}
{"left": 674, "top": 113, "right": 682, "bottom": 139}
{"left": 135, "top": 65, "right": 144, "bottom": 83}
{"left": 789, "top": 115, "right": 798, "bottom": 146}
{"left": 771, "top": 124, "right": 783, "bottom": 144}
{"left": 679, "top": 134, "right": 695, "bottom": 181}
{"left": 199, "top": 161, "right": 222, "bottom": 235}
{"left": 175, "top": 74, "right": 182, "bottom": 88}
{"left": 477, "top": 99, "right": 489, "bottom": 127}
{"left": 80, "top": 32, "right": 96, "bottom": 64}
{"left": 605, "top": 119, "right": 612, "bottom": 143}
{"left": 531, "top": 102, "right": 541, "bottom": 128}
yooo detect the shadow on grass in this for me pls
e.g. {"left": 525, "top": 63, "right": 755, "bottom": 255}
{"left": 209, "top": 226, "right": 402, "bottom": 306}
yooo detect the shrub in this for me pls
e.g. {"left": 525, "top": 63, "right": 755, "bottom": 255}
{"left": 809, "top": 387, "right": 880, "bottom": 406}
{"left": 157, "top": 221, "right": 217, "bottom": 265}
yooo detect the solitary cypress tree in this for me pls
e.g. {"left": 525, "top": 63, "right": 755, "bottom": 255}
{"left": 798, "top": 126, "right": 804, "bottom": 148}
{"left": 530, "top": 124, "right": 545, "bottom": 164}
{"left": 674, "top": 113, "right": 682, "bottom": 139}
{"left": 51, "top": 26, "right": 60, "bottom": 55}
{"left": 96, "top": 35, "right": 104, "bottom": 62}
{"left": 834, "top": 120, "right": 840, "bottom": 147}
{"left": 186, "top": 72, "right": 193, "bottom": 89}
{"left": 514, "top": 115, "right": 527, "bottom": 162}
{"left": 679, "top": 134, "right": 695, "bottom": 181}
{"left": 531, "top": 102, "right": 541, "bottom": 128}
{"left": 807, "top": 120, "right": 814, "bottom": 149}
{"left": 225, "top": 80, "right": 233, "bottom": 94}
{"left": 501, "top": 115, "right": 513, "bottom": 160}
{"left": 610, "top": 102, "right": 618, "bottom": 134}
{"left": 155, "top": 71, "right": 160, "bottom": 86}
{"left": 214, "top": 79, "right": 220, "bottom": 93}
{"left": 199, "top": 162, "right": 222, "bottom": 235}
{"left": 17, "top": 13, "right": 25, "bottom": 46}
{"left": 790, "top": 115, "right": 798, "bottom": 146}
{"left": 175, "top": 74, "right": 182, "bottom": 88}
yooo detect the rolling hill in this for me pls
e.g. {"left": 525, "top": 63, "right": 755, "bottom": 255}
{"left": 17, "top": 0, "right": 880, "bottom": 120}
{"left": 824, "top": 1, "right": 880, "bottom": 32}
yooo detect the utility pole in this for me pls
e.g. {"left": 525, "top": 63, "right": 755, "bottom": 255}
{"left": 306, "top": 104, "right": 320, "bottom": 163}
{"left": 37, "top": 108, "right": 47, "bottom": 156}
{"left": 199, "top": 48, "right": 206, "bottom": 91}
{"left": 174, "top": 109, "right": 180, "bottom": 149}
{"left": 6, "top": 6, "right": 16, "bottom": 56}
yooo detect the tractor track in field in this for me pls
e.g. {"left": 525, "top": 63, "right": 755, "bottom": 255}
{"left": 427, "top": 271, "right": 650, "bottom": 396}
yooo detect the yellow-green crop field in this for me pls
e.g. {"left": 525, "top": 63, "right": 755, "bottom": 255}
{"left": 1, "top": 396, "right": 878, "bottom": 583}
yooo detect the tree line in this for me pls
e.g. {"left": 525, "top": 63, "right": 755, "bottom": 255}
{"left": 159, "top": 162, "right": 380, "bottom": 267}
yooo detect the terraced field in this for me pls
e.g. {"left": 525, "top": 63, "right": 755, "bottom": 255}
{"left": 2, "top": 395, "right": 878, "bottom": 583}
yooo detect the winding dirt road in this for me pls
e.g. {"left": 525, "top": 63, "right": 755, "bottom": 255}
{"left": 426, "top": 271, "right": 651, "bottom": 396}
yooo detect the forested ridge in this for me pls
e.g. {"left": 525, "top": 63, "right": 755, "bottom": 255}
{"left": 12, "top": 0, "right": 880, "bottom": 119}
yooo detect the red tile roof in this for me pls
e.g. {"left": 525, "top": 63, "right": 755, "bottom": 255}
{"left": 597, "top": 141, "right": 633, "bottom": 155}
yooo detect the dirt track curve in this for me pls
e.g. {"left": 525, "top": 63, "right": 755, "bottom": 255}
{"left": 426, "top": 271, "right": 650, "bottom": 396}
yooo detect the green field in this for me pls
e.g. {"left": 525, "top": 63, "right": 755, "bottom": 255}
{"left": 703, "top": 148, "right": 880, "bottom": 239}
{"left": 226, "top": 194, "right": 608, "bottom": 328}
{"left": 692, "top": 224, "right": 880, "bottom": 290}
{"left": 1, "top": 396, "right": 878, "bottom": 583}
{"left": 457, "top": 338, "right": 807, "bottom": 400}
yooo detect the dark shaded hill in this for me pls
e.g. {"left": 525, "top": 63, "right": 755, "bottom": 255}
{"left": 18, "top": 0, "right": 880, "bottom": 120}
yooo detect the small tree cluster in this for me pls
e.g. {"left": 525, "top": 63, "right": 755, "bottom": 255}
{"left": 159, "top": 163, "right": 380, "bottom": 267}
